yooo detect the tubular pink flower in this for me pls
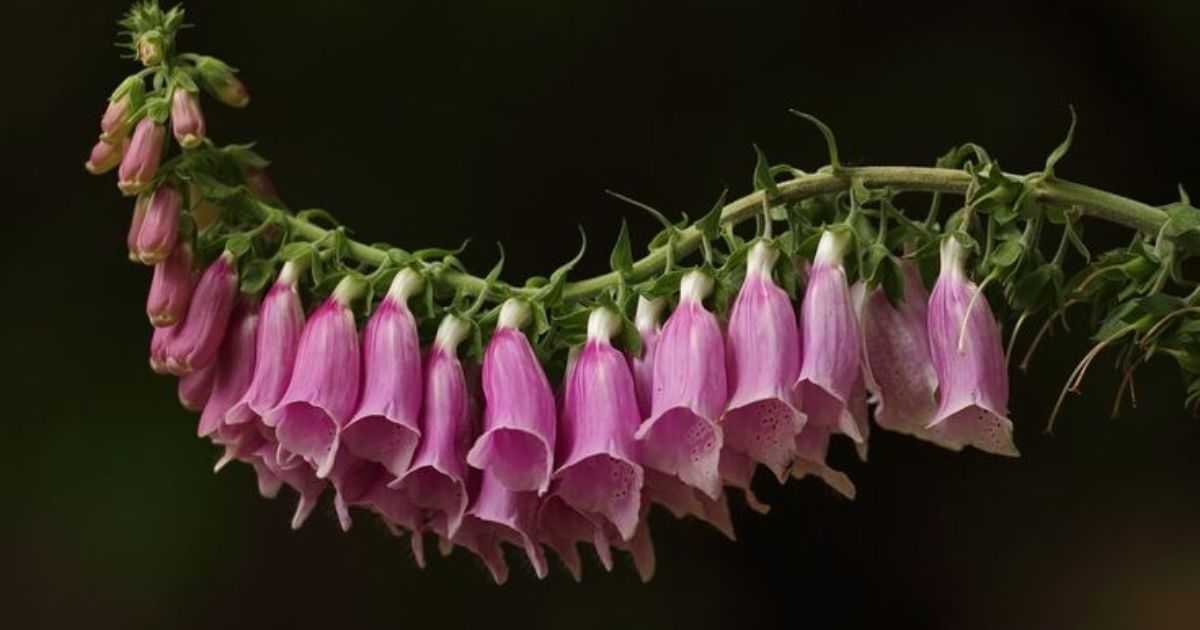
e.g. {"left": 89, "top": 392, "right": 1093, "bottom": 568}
{"left": 636, "top": 270, "right": 725, "bottom": 499}
{"left": 198, "top": 295, "right": 259, "bottom": 438}
{"left": 268, "top": 276, "right": 365, "bottom": 478}
{"left": 629, "top": 296, "right": 665, "bottom": 415}
{"left": 722, "top": 240, "right": 805, "bottom": 482}
{"left": 170, "top": 88, "right": 206, "bottom": 149}
{"left": 467, "top": 299, "right": 556, "bottom": 494}
{"left": 857, "top": 262, "right": 959, "bottom": 449}
{"left": 117, "top": 117, "right": 165, "bottom": 195}
{"left": 791, "top": 424, "right": 857, "bottom": 499}
{"left": 926, "top": 238, "right": 1019, "bottom": 456}
{"left": 794, "top": 230, "right": 867, "bottom": 444}
{"left": 146, "top": 241, "right": 194, "bottom": 327}
{"left": 126, "top": 195, "right": 148, "bottom": 261}
{"left": 457, "top": 469, "right": 550, "bottom": 582}
{"left": 178, "top": 362, "right": 215, "bottom": 412}
{"left": 551, "top": 307, "right": 644, "bottom": 541}
{"left": 136, "top": 185, "right": 182, "bottom": 264}
{"left": 342, "top": 269, "right": 424, "bottom": 478}
{"left": 391, "top": 314, "right": 472, "bottom": 538}
{"left": 85, "top": 137, "right": 124, "bottom": 175}
{"left": 100, "top": 93, "right": 132, "bottom": 142}
{"left": 149, "top": 325, "right": 171, "bottom": 374}
{"left": 328, "top": 446, "right": 419, "bottom": 534}
{"left": 227, "top": 262, "right": 306, "bottom": 427}
{"left": 164, "top": 251, "right": 238, "bottom": 375}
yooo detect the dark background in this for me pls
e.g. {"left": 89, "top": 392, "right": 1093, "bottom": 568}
{"left": 2, "top": 0, "right": 1199, "bottom": 628}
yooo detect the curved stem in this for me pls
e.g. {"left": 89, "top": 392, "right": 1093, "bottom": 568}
{"left": 277, "top": 166, "right": 1182, "bottom": 303}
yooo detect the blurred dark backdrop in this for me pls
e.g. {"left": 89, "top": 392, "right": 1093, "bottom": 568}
{"left": 2, "top": 1, "right": 1199, "bottom": 628}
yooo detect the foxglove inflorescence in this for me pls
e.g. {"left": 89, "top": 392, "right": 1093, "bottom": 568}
{"left": 88, "top": 0, "right": 1200, "bottom": 584}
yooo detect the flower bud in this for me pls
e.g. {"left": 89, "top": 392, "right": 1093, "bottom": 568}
{"left": 244, "top": 167, "right": 277, "bottom": 198}
{"left": 85, "top": 137, "right": 124, "bottom": 175}
{"left": 137, "top": 30, "right": 166, "bottom": 66}
{"left": 126, "top": 195, "right": 148, "bottom": 261}
{"left": 178, "top": 361, "right": 216, "bottom": 412}
{"left": 118, "top": 118, "right": 165, "bottom": 195}
{"left": 195, "top": 56, "right": 249, "bottom": 108}
{"left": 636, "top": 270, "right": 726, "bottom": 499}
{"left": 149, "top": 325, "right": 172, "bottom": 374}
{"left": 170, "top": 88, "right": 206, "bottom": 149}
{"left": 136, "top": 185, "right": 182, "bottom": 264}
{"left": 467, "top": 298, "right": 557, "bottom": 495}
{"left": 164, "top": 251, "right": 238, "bottom": 375}
{"left": 146, "top": 241, "right": 194, "bottom": 327}
{"left": 100, "top": 93, "right": 133, "bottom": 142}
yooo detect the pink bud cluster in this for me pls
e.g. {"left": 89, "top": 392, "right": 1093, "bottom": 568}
{"left": 135, "top": 229, "right": 1016, "bottom": 583}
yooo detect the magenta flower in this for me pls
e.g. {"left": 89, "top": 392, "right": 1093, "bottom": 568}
{"left": 791, "top": 424, "right": 857, "bottom": 499}
{"left": 117, "top": 117, "right": 165, "bottom": 195}
{"left": 794, "top": 230, "right": 867, "bottom": 445}
{"left": 198, "top": 295, "right": 259, "bottom": 439}
{"left": 100, "top": 93, "right": 132, "bottom": 142}
{"left": 456, "top": 469, "right": 550, "bottom": 583}
{"left": 722, "top": 240, "right": 805, "bottom": 482}
{"left": 342, "top": 269, "right": 424, "bottom": 477}
{"left": 629, "top": 296, "right": 665, "bottom": 415}
{"left": 268, "top": 276, "right": 364, "bottom": 478}
{"left": 146, "top": 241, "right": 194, "bottom": 327}
{"left": 636, "top": 270, "right": 725, "bottom": 499}
{"left": 227, "top": 262, "right": 306, "bottom": 428}
{"left": 85, "top": 137, "right": 124, "bottom": 175}
{"left": 164, "top": 251, "right": 238, "bottom": 375}
{"left": 926, "top": 238, "right": 1019, "bottom": 456}
{"left": 170, "top": 88, "right": 206, "bottom": 149}
{"left": 178, "top": 362, "right": 215, "bottom": 412}
{"left": 126, "top": 195, "right": 148, "bottom": 261}
{"left": 858, "top": 262, "right": 959, "bottom": 449}
{"left": 467, "top": 298, "right": 556, "bottom": 494}
{"left": 391, "top": 314, "right": 472, "bottom": 538}
{"left": 328, "top": 446, "right": 418, "bottom": 533}
{"left": 135, "top": 185, "right": 182, "bottom": 264}
{"left": 149, "top": 325, "right": 171, "bottom": 374}
{"left": 551, "top": 307, "right": 644, "bottom": 540}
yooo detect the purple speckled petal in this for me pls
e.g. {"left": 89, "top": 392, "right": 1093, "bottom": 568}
{"left": 343, "top": 269, "right": 424, "bottom": 477}
{"left": 268, "top": 277, "right": 364, "bottom": 478}
{"left": 926, "top": 238, "right": 1018, "bottom": 457}
{"left": 468, "top": 299, "right": 556, "bottom": 494}
{"left": 165, "top": 252, "right": 238, "bottom": 375}
{"left": 636, "top": 271, "right": 726, "bottom": 499}
{"left": 795, "top": 230, "right": 866, "bottom": 444}
{"left": 723, "top": 241, "right": 805, "bottom": 484}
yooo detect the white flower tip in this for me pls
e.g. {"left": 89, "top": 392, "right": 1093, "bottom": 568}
{"left": 587, "top": 307, "right": 622, "bottom": 342}
{"left": 435, "top": 314, "right": 471, "bottom": 351}
{"left": 634, "top": 295, "right": 666, "bottom": 332}
{"left": 387, "top": 267, "right": 424, "bottom": 302}
{"left": 331, "top": 275, "right": 366, "bottom": 305}
{"left": 747, "top": 240, "right": 779, "bottom": 277}
{"left": 680, "top": 270, "right": 714, "bottom": 303}
{"left": 940, "top": 236, "right": 967, "bottom": 275}
{"left": 815, "top": 230, "right": 851, "bottom": 266}
{"left": 498, "top": 298, "right": 532, "bottom": 330}
{"left": 277, "top": 260, "right": 304, "bottom": 286}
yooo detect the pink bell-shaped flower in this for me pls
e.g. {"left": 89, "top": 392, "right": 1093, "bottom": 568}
{"left": 551, "top": 307, "right": 644, "bottom": 541}
{"left": 146, "top": 241, "right": 194, "bottom": 327}
{"left": 636, "top": 270, "right": 726, "bottom": 499}
{"left": 227, "top": 262, "right": 306, "bottom": 433}
{"left": 268, "top": 276, "right": 365, "bottom": 478}
{"left": 135, "top": 184, "right": 182, "bottom": 265}
{"left": 100, "top": 92, "right": 133, "bottom": 142}
{"left": 391, "top": 314, "right": 473, "bottom": 538}
{"left": 467, "top": 299, "right": 556, "bottom": 494}
{"left": 117, "top": 117, "right": 165, "bottom": 195}
{"left": 85, "top": 137, "right": 124, "bottom": 175}
{"left": 178, "top": 362, "right": 215, "bottom": 412}
{"left": 342, "top": 269, "right": 424, "bottom": 477}
{"left": 794, "top": 230, "right": 867, "bottom": 444}
{"left": 926, "top": 238, "right": 1019, "bottom": 456}
{"left": 164, "top": 251, "right": 238, "bottom": 375}
{"left": 198, "top": 295, "right": 260, "bottom": 439}
{"left": 170, "top": 88, "right": 206, "bottom": 149}
{"left": 722, "top": 240, "right": 806, "bottom": 482}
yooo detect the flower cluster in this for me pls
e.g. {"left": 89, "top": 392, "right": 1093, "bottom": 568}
{"left": 87, "top": 0, "right": 1200, "bottom": 584}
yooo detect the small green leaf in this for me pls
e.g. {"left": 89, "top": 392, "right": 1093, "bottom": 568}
{"left": 989, "top": 240, "right": 1024, "bottom": 269}
{"left": 752, "top": 145, "right": 780, "bottom": 199}
{"left": 413, "top": 239, "right": 470, "bottom": 261}
{"left": 1043, "top": 105, "right": 1077, "bottom": 177}
{"left": 789, "top": 110, "right": 841, "bottom": 170}
{"left": 609, "top": 220, "right": 634, "bottom": 275}
{"left": 697, "top": 189, "right": 728, "bottom": 241}
{"left": 239, "top": 258, "right": 274, "bottom": 294}
{"left": 224, "top": 234, "right": 252, "bottom": 258}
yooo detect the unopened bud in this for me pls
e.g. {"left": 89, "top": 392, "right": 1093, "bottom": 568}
{"left": 195, "top": 56, "right": 249, "bottom": 108}
{"left": 138, "top": 30, "right": 166, "bottom": 66}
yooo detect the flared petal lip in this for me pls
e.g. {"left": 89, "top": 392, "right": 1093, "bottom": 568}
{"left": 634, "top": 403, "right": 723, "bottom": 499}
{"left": 466, "top": 427, "right": 554, "bottom": 495}
{"left": 926, "top": 402, "right": 1020, "bottom": 457}
{"left": 719, "top": 394, "right": 805, "bottom": 483}
{"left": 267, "top": 399, "right": 342, "bottom": 478}
{"left": 388, "top": 463, "right": 469, "bottom": 537}
{"left": 793, "top": 377, "right": 866, "bottom": 444}
{"left": 549, "top": 454, "right": 644, "bottom": 541}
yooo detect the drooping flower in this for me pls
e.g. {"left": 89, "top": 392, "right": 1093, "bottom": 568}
{"left": 170, "top": 88, "right": 206, "bottom": 149}
{"left": 857, "top": 261, "right": 959, "bottom": 449}
{"left": 636, "top": 270, "right": 725, "bottom": 499}
{"left": 926, "top": 237, "right": 1019, "bottom": 456}
{"left": 146, "top": 241, "right": 194, "bottom": 327}
{"left": 794, "top": 229, "right": 867, "bottom": 445}
{"left": 268, "top": 275, "right": 364, "bottom": 478}
{"left": 342, "top": 269, "right": 424, "bottom": 478}
{"left": 327, "top": 445, "right": 419, "bottom": 534}
{"left": 195, "top": 56, "right": 250, "bottom": 108}
{"left": 178, "top": 361, "right": 215, "bottom": 412}
{"left": 135, "top": 184, "right": 182, "bottom": 264}
{"left": 198, "top": 294, "right": 259, "bottom": 439}
{"left": 629, "top": 296, "right": 665, "bottom": 416}
{"left": 100, "top": 93, "right": 132, "bottom": 142}
{"left": 722, "top": 240, "right": 806, "bottom": 483}
{"left": 226, "top": 262, "right": 306, "bottom": 428}
{"left": 467, "top": 298, "right": 556, "bottom": 494}
{"left": 117, "top": 117, "right": 165, "bottom": 195}
{"left": 126, "top": 195, "right": 148, "bottom": 261}
{"left": 164, "top": 251, "right": 238, "bottom": 375}
{"left": 391, "top": 314, "right": 472, "bottom": 538}
{"left": 551, "top": 307, "right": 644, "bottom": 540}
{"left": 85, "top": 137, "right": 124, "bottom": 175}
{"left": 149, "top": 325, "right": 171, "bottom": 374}
{"left": 456, "top": 469, "right": 550, "bottom": 583}
{"left": 791, "top": 424, "right": 857, "bottom": 499}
